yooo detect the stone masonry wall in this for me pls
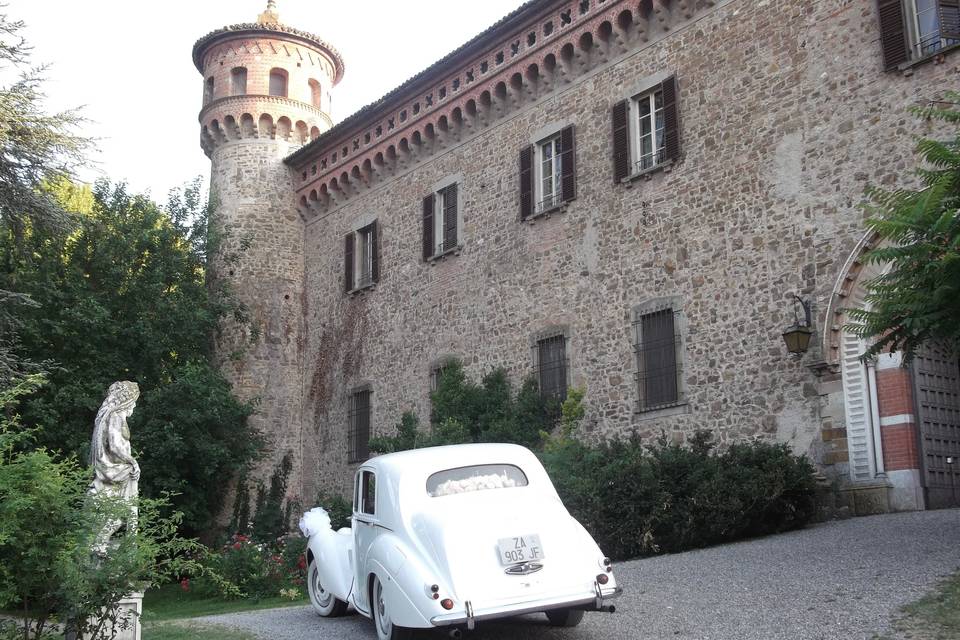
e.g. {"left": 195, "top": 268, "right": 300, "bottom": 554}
{"left": 296, "top": 0, "right": 958, "bottom": 498}
{"left": 209, "top": 139, "right": 306, "bottom": 504}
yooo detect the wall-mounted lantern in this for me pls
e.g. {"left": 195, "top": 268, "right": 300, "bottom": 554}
{"left": 782, "top": 295, "right": 813, "bottom": 356}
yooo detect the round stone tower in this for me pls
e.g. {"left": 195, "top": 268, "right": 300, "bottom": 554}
{"left": 192, "top": 1, "right": 344, "bottom": 508}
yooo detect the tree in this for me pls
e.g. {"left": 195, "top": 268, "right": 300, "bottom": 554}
{"left": 848, "top": 93, "right": 960, "bottom": 361}
{"left": 0, "top": 9, "right": 89, "bottom": 381}
{"left": 0, "top": 180, "right": 261, "bottom": 535}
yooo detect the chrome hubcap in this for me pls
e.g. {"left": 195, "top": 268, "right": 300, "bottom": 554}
{"left": 375, "top": 581, "right": 390, "bottom": 635}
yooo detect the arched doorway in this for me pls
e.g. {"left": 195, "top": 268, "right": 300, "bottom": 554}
{"left": 826, "top": 234, "right": 960, "bottom": 510}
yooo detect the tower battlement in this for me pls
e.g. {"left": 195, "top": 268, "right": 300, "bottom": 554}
{"left": 193, "top": 4, "right": 344, "bottom": 156}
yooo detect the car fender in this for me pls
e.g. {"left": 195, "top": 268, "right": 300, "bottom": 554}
{"left": 307, "top": 529, "right": 354, "bottom": 603}
{"left": 365, "top": 535, "right": 438, "bottom": 629}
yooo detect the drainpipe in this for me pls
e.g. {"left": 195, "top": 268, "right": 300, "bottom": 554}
{"left": 867, "top": 362, "right": 886, "bottom": 478}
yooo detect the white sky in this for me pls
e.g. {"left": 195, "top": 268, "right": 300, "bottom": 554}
{"left": 12, "top": 0, "right": 523, "bottom": 201}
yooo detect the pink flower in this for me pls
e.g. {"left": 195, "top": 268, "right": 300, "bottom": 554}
{"left": 180, "top": 578, "right": 190, "bottom": 592}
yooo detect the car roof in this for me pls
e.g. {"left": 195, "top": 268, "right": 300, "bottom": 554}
{"left": 363, "top": 442, "right": 540, "bottom": 480}
{"left": 359, "top": 443, "right": 556, "bottom": 522}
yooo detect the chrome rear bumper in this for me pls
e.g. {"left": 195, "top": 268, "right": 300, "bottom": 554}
{"left": 429, "top": 584, "right": 622, "bottom": 628}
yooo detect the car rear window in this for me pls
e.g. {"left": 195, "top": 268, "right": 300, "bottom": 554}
{"left": 426, "top": 464, "right": 528, "bottom": 497}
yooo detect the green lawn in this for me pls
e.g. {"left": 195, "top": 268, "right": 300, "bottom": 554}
{"left": 880, "top": 571, "right": 960, "bottom": 640}
{"left": 142, "top": 622, "right": 260, "bottom": 640}
{"left": 142, "top": 584, "right": 308, "bottom": 622}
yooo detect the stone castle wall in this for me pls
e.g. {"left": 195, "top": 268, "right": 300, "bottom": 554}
{"left": 209, "top": 139, "right": 307, "bottom": 500}
{"left": 291, "top": 0, "right": 958, "bottom": 498}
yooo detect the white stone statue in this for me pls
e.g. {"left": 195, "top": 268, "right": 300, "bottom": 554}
{"left": 88, "top": 381, "right": 141, "bottom": 556}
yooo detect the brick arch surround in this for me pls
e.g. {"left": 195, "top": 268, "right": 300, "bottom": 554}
{"left": 826, "top": 235, "right": 926, "bottom": 512}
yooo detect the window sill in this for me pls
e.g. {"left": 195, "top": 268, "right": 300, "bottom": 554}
{"left": 633, "top": 401, "right": 689, "bottom": 421}
{"left": 897, "top": 42, "right": 960, "bottom": 74}
{"left": 348, "top": 281, "right": 377, "bottom": 296}
{"left": 524, "top": 201, "right": 569, "bottom": 224}
{"left": 427, "top": 244, "right": 463, "bottom": 264}
{"left": 621, "top": 159, "right": 675, "bottom": 186}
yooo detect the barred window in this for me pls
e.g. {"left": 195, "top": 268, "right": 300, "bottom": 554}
{"left": 634, "top": 303, "right": 685, "bottom": 412}
{"left": 536, "top": 334, "right": 568, "bottom": 403}
{"left": 347, "top": 389, "right": 371, "bottom": 463}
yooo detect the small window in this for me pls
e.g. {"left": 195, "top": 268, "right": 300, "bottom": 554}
{"left": 357, "top": 470, "right": 376, "bottom": 515}
{"left": 422, "top": 182, "right": 460, "bottom": 260}
{"left": 633, "top": 302, "right": 685, "bottom": 412}
{"left": 344, "top": 221, "right": 380, "bottom": 293}
{"left": 269, "top": 68, "right": 288, "bottom": 97}
{"left": 230, "top": 67, "right": 247, "bottom": 95}
{"left": 535, "top": 333, "right": 568, "bottom": 403}
{"left": 427, "top": 464, "right": 528, "bottom": 497}
{"left": 357, "top": 224, "right": 376, "bottom": 287}
{"left": 537, "top": 134, "right": 563, "bottom": 212}
{"left": 633, "top": 88, "right": 666, "bottom": 172}
{"left": 309, "top": 79, "right": 322, "bottom": 108}
{"left": 347, "top": 389, "right": 371, "bottom": 463}
{"left": 612, "top": 76, "right": 680, "bottom": 182}
{"left": 519, "top": 126, "right": 575, "bottom": 220}
{"left": 204, "top": 77, "right": 214, "bottom": 105}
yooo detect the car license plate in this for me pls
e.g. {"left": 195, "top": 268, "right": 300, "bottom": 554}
{"left": 497, "top": 534, "right": 545, "bottom": 565}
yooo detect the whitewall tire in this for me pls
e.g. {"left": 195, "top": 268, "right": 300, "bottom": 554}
{"left": 372, "top": 575, "right": 413, "bottom": 640}
{"left": 307, "top": 559, "right": 347, "bottom": 617}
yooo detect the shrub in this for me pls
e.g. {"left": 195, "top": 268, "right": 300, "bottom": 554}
{"left": 541, "top": 431, "right": 817, "bottom": 560}
{"left": 251, "top": 453, "right": 296, "bottom": 543}
{"left": 197, "top": 533, "right": 303, "bottom": 601}
{"left": 370, "top": 361, "right": 554, "bottom": 453}
{"left": 314, "top": 491, "right": 352, "bottom": 530}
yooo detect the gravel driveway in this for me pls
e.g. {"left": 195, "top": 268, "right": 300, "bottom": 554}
{"left": 193, "top": 509, "right": 960, "bottom": 640}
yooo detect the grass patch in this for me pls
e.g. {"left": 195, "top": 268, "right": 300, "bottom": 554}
{"left": 890, "top": 571, "right": 960, "bottom": 639}
{"left": 142, "top": 584, "right": 307, "bottom": 622}
{"left": 142, "top": 622, "right": 260, "bottom": 640}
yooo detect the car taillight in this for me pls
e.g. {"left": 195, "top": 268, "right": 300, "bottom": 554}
{"left": 596, "top": 573, "right": 609, "bottom": 585}
{"left": 441, "top": 598, "right": 454, "bottom": 610}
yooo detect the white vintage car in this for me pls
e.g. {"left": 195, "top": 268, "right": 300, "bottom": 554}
{"left": 299, "top": 443, "right": 621, "bottom": 639}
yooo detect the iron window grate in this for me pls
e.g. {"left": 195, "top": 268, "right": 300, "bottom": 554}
{"left": 633, "top": 308, "right": 683, "bottom": 412}
{"left": 535, "top": 334, "right": 568, "bottom": 405}
{"left": 347, "top": 389, "right": 371, "bottom": 463}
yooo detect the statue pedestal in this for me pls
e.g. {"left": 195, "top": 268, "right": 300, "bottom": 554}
{"left": 113, "top": 592, "right": 143, "bottom": 640}
{"left": 63, "top": 593, "right": 142, "bottom": 640}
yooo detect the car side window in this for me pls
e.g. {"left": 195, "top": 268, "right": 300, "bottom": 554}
{"left": 360, "top": 470, "right": 375, "bottom": 516}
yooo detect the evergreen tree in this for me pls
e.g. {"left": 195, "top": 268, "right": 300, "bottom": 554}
{"left": 0, "top": 10, "right": 88, "bottom": 381}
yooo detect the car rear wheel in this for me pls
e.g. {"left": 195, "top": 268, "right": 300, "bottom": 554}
{"left": 372, "top": 575, "right": 414, "bottom": 640}
{"left": 545, "top": 608, "right": 585, "bottom": 627}
{"left": 307, "top": 559, "right": 347, "bottom": 617}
